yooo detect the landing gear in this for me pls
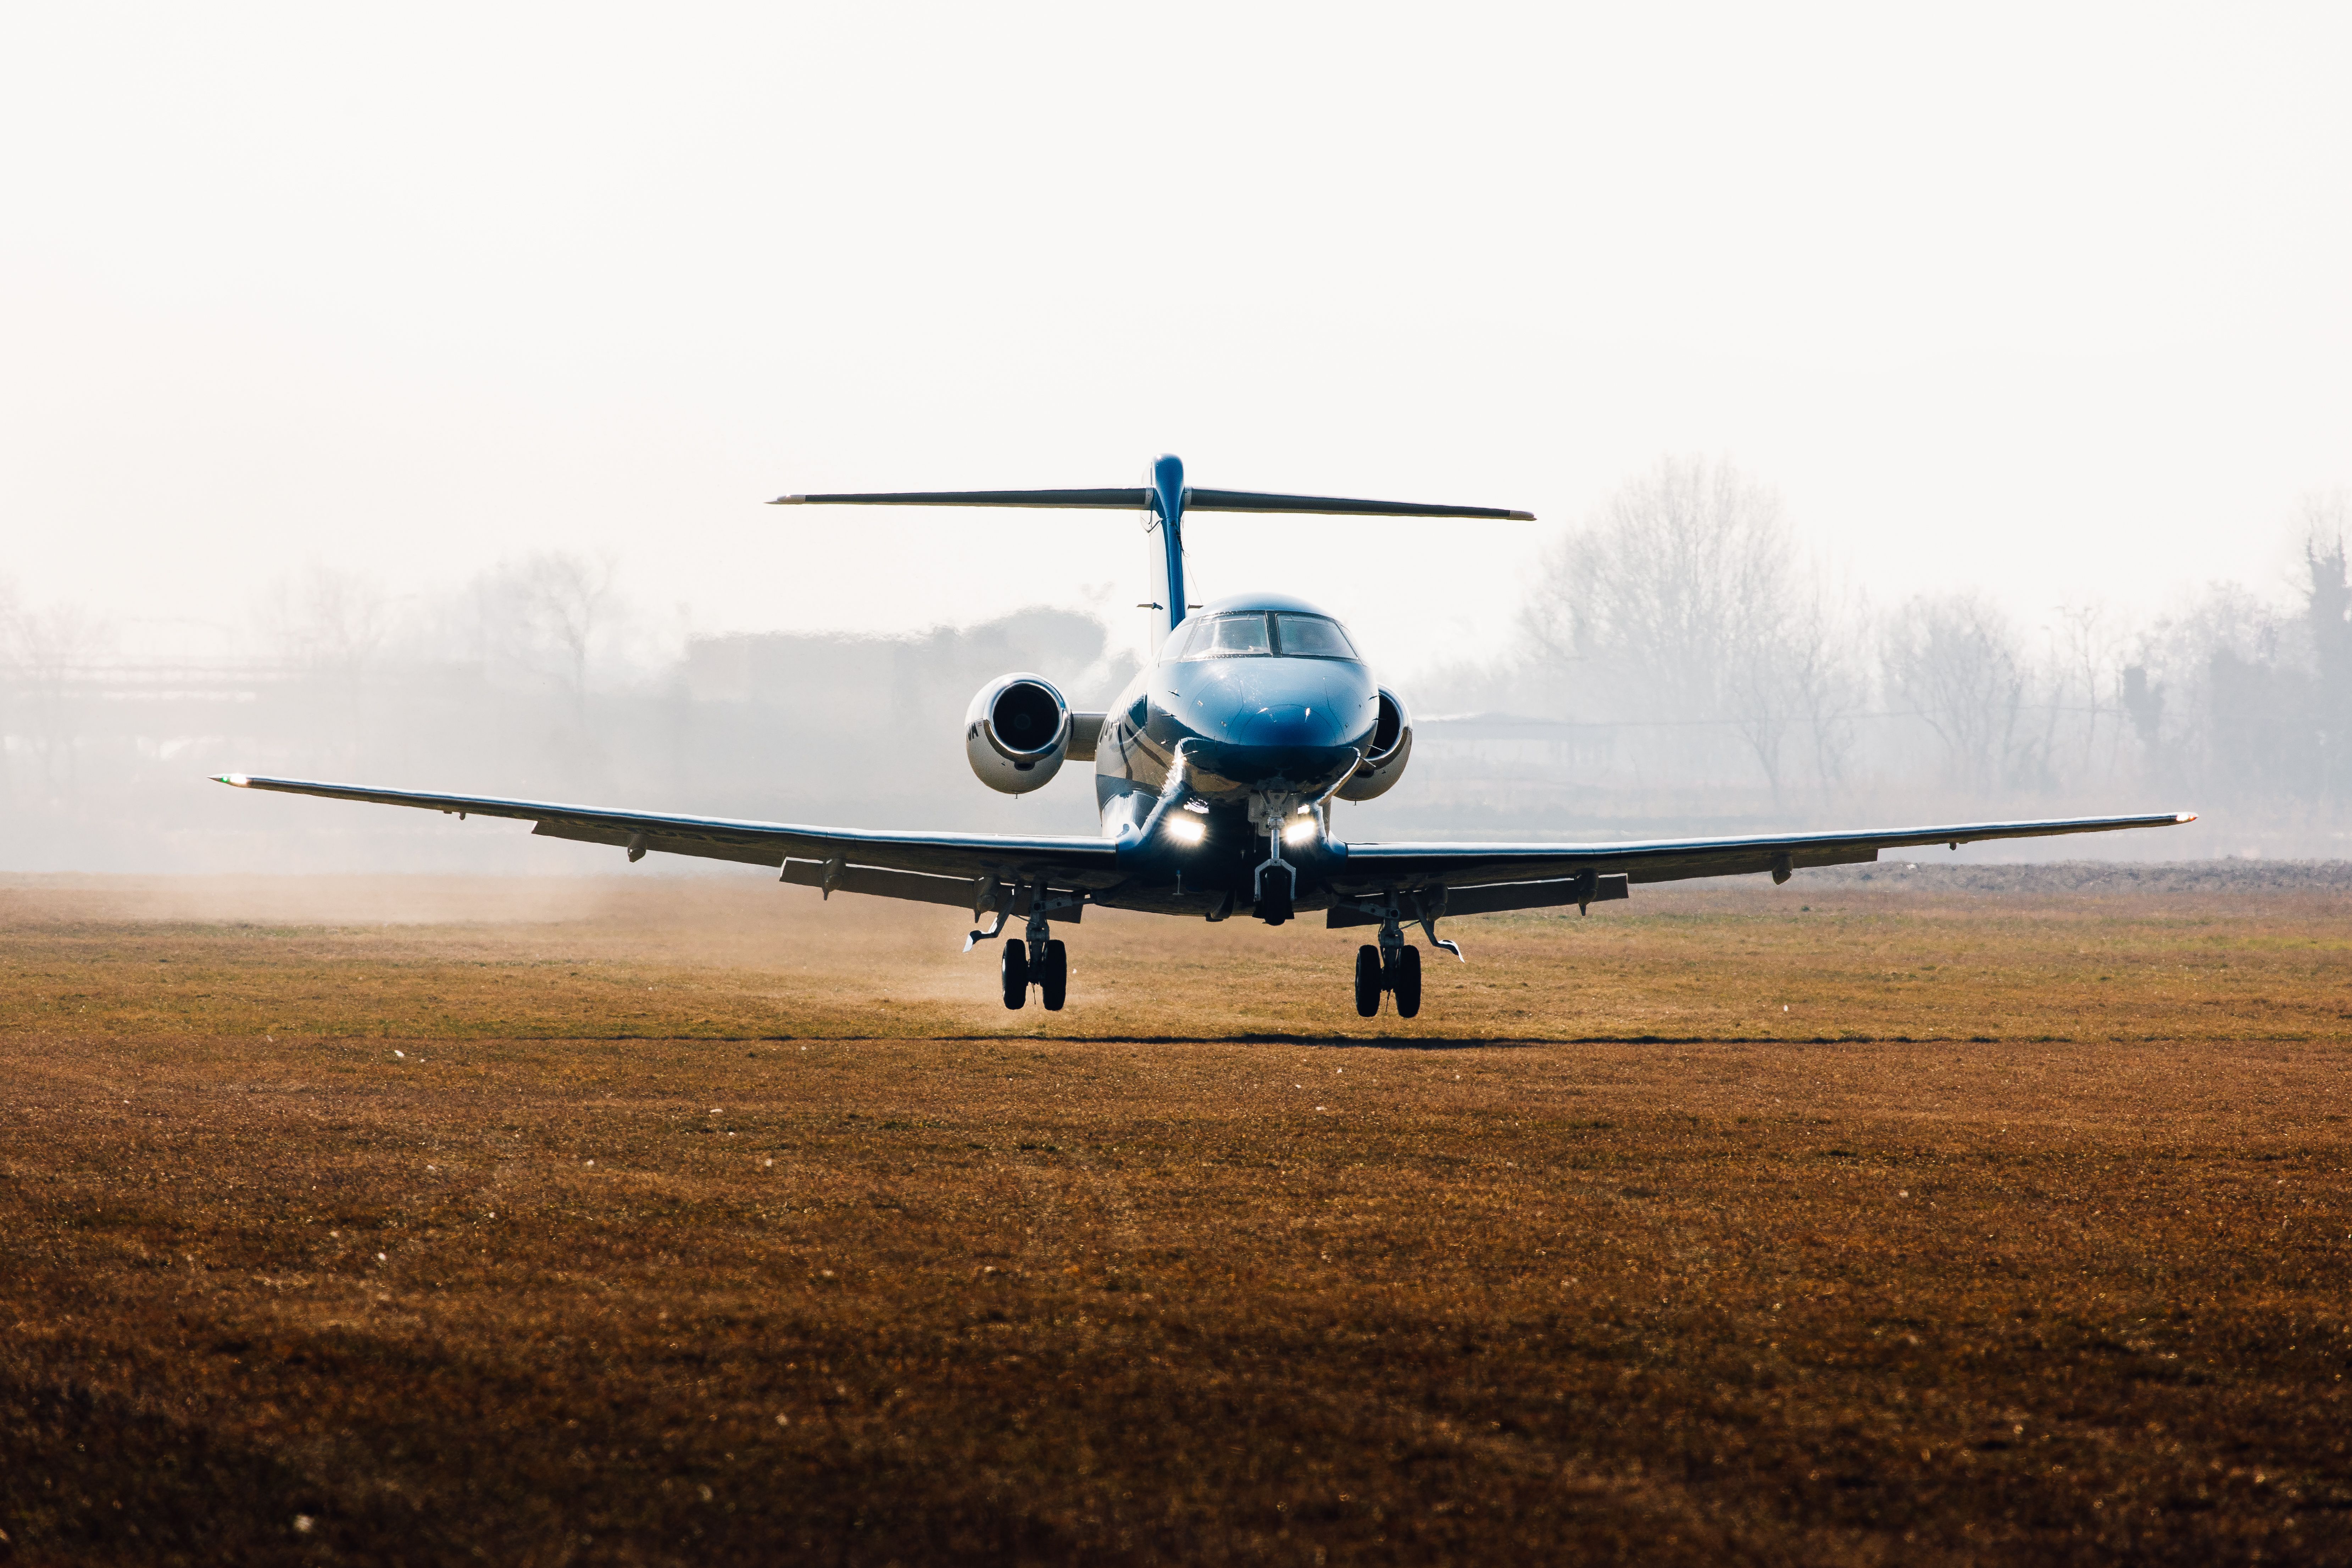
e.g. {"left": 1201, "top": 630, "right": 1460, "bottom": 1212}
{"left": 1000, "top": 939, "right": 1028, "bottom": 1010}
{"left": 1353, "top": 945, "right": 1381, "bottom": 1017}
{"left": 1251, "top": 794, "right": 1300, "bottom": 925}
{"left": 1255, "top": 863, "right": 1295, "bottom": 925}
{"left": 1349, "top": 896, "right": 1430, "bottom": 1017}
{"left": 1354, "top": 938, "right": 1422, "bottom": 1017}
{"left": 1390, "top": 943, "right": 1422, "bottom": 1018}
{"left": 998, "top": 884, "right": 1075, "bottom": 1011}
{"left": 1038, "top": 939, "right": 1067, "bottom": 1011}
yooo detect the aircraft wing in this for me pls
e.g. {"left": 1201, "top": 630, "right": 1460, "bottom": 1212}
{"left": 1328, "top": 811, "right": 2196, "bottom": 911}
{"left": 215, "top": 774, "right": 1122, "bottom": 914}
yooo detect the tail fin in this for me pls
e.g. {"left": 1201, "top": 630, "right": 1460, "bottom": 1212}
{"left": 772, "top": 456, "right": 1535, "bottom": 653}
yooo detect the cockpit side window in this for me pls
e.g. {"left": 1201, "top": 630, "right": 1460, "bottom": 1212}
{"left": 1272, "top": 614, "right": 1360, "bottom": 660}
{"left": 1179, "top": 613, "right": 1273, "bottom": 659}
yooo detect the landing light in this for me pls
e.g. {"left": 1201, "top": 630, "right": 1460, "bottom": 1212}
{"left": 1164, "top": 816, "right": 1207, "bottom": 846}
{"left": 1282, "top": 818, "right": 1317, "bottom": 845}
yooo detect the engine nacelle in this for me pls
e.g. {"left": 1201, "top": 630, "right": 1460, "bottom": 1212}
{"left": 1336, "top": 687, "right": 1412, "bottom": 801}
{"left": 965, "top": 672, "right": 1072, "bottom": 794}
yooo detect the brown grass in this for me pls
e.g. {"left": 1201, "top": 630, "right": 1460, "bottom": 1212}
{"left": 1, "top": 872, "right": 2347, "bottom": 1566}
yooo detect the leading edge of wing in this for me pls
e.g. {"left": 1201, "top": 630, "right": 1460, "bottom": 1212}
{"left": 769, "top": 488, "right": 1151, "bottom": 509}
{"left": 214, "top": 774, "right": 1121, "bottom": 880}
{"left": 1334, "top": 811, "right": 2198, "bottom": 887}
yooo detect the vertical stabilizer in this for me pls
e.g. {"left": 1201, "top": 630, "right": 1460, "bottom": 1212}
{"left": 1144, "top": 454, "right": 1188, "bottom": 657}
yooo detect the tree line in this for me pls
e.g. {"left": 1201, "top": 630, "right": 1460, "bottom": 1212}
{"left": 1429, "top": 456, "right": 2352, "bottom": 826}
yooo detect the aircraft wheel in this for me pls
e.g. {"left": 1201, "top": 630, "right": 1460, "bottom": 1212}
{"left": 1000, "top": 938, "right": 1029, "bottom": 1010}
{"left": 1039, "top": 939, "right": 1068, "bottom": 1011}
{"left": 1353, "top": 945, "right": 1382, "bottom": 1017}
{"left": 1255, "top": 864, "right": 1295, "bottom": 925}
{"left": 1392, "top": 944, "right": 1423, "bottom": 1018}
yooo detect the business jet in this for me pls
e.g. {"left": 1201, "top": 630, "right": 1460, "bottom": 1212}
{"left": 219, "top": 455, "right": 2193, "bottom": 1016}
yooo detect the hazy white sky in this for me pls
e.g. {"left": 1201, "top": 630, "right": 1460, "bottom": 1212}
{"left": 4, "top": 3, "right": 2347, "bottom": 676}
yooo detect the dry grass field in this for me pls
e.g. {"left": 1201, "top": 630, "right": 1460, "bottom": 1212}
{"left": 1, "top": 867, "right": 2347, "bottom": 1566}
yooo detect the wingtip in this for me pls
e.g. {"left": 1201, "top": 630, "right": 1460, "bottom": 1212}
{"left": 1508, "top": 510, "right": 1538, "bottom": 521}
{"left": 768, "top": 494, "right": 807, "bottom": 505}
{"left": 2176, "top": 811, "right": 2198, "bottom": 823}
{"left": 216, "top": 773, "right": 251, "bottom": 788}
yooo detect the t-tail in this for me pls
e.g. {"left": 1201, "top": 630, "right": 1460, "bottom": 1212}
{"left": 1144, "top": 453, "right": 1188, "bottom": 655}
{"left": 771, "top": 454, "right": 1534, "bottom": 656}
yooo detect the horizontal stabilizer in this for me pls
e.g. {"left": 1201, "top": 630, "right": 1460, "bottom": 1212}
{"left": 771, "top": 488, "right": 1150, "bottom": 509}
{"left": 772, "top": 484, "right": 1532, "bottom": 521}
{"left": 1184, "top": 489, "right": 1533, "bottom": 521}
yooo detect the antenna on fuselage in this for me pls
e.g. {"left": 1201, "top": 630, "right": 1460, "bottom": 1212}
{"left": 771, "top": 458, "right": 1536, "bottom": 656}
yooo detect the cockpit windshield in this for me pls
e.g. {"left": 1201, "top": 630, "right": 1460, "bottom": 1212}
{"left": 1170, "top": 612, "right": 1361, "bottom": 661}
{"left": 1274, "top": 614, "right": 1358, "bottom": 659}
{"left": 1190, "top": 614, "right": 1271, "bottom": 658}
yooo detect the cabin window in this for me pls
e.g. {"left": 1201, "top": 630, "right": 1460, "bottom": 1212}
{"left": 1272, "top": 614, "right": 1359, "bottom": 660}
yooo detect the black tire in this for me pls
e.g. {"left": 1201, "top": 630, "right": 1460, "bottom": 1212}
{"left": 1392, "top": 944, "right": 1423, "bottom": 1018}
{"left": 1353, "top": 945, "right": 1383, "bottom": 1017}
{"left": 1255, "top": 863, "right": 1295, "bottom": 925}
{"left": 1039, "top": 939, "right": 1068, "bottom": 1011}
{"left": 1000, "top": 938, "right": 1028, "bottom": 1010}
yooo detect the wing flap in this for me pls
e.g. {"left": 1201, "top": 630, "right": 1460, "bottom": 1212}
{"left": 1330, "top": 812, "right": 2195, "bottom": 894}
{"left": 532, "top": 819, "right": 785, "bottom": 868}
{"left": 1328, "top": 873, "right": 1631, "bottom": 927}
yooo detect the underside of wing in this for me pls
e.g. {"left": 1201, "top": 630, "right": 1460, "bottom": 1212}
{"left": 216, "top": 775, "right": 1122, "bottom": 912}
{"left": 1328, "top": 811, "right": 2198, "bottom": 903}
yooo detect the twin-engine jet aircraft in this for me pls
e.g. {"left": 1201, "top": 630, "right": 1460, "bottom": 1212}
{"left": 221, "top": 455, "right": 2193, "bottom": 1016}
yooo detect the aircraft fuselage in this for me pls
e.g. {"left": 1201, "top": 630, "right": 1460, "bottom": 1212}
{"left": 1095, "top": 591, "right": 1380, "bottom": 919}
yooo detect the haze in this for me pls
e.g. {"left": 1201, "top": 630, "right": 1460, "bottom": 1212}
{"left": 4, "top": 5, "right": 2349, "bottom": 868}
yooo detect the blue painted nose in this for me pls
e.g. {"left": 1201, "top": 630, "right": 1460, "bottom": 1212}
{"left": 1237, "top": 704, "right": 1326, "bottom": 746}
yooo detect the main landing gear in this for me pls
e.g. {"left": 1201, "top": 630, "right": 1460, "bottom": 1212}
{"left": 1347, "top": 894, "right": 1448, "bottom": 1018}
{"left": 1354, "top": 941, "right": 1422, "bottom": 1018}
{"left": 1002, "top": 937, "right": 1066, "bottom": 1011}
{"left": 992, "top": 883, "right": 1072, "bottom": 1012}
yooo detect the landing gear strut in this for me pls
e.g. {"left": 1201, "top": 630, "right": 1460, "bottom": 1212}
{"left": 998, "top": 881, "right": 1073, "bottom": 1011}
{"left": 1349, "top": 897, "right": 1430, "bottom": 1017}
{"left": 1250, "top": 794, "right": 1299, "bottom": 925}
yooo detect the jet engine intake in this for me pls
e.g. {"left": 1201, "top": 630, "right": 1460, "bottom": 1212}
{"left": 1336, "top": 688, "right": 1412, "bottom": 801}
{"left": 966, "top": 673, "right": 1072, "bottom": 793}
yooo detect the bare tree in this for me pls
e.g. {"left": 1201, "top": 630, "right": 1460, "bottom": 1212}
{"left": 1523, "top": 455, "right": 1858, "bottom": 805}
{"left": 2044, "top": 599, "right": 2122, "bottom": 782}
{"left": 1883, "top": 592, "right": 2035, "bottom": 798}
{"left": 526, "top": 552, "right": 615, "bottom": 712}
{"left": 2, "top": 596, "right": 116, "bottom": 796}
{"left": 1781, "top": 573, "right": 1869, "bottom": 799}
{"left": 469, "top": 552, "right": 621, "bottom": 718}
{"left": 260, "top": 562, "right": 393, "bottom": 675}
{"left": 2302, "top": 494, "right": 2352, "bottom": 787}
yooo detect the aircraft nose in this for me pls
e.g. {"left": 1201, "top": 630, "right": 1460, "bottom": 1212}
{"left": 1236, "top": 702, "right": 1340, "bottom": 746}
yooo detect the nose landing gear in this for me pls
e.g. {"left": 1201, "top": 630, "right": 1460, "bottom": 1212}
{"left": 1249, "top": 791, "right": 1315, "bottom": 925}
